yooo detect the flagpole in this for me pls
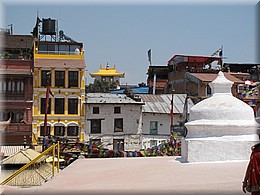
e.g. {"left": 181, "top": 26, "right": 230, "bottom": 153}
{"left": 43, "top": 72, "right": 51, "bottom": 151}
{"left": 221, "top": 45, "right": 223, "bottom": 68}
{"left": 148, "top": 49, "right": 157, "bottom": 94}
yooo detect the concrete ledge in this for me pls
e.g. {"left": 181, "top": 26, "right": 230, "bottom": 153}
{"left": 1, "top": 157, "right": 249, "bottom": 195}
{"left": 181, "top": 138, "right": 258, "bottom": 162}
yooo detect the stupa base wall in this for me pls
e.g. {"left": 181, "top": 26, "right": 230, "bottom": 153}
{"left": 181, "top": 137, "right": 258, "bottom": 163}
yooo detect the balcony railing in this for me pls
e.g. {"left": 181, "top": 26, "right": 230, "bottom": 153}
{"left": 6, "top": 124, "right": 32, "bottom": 132}
{"left": 37, "top": 50, "right": 82, "bottom": 55}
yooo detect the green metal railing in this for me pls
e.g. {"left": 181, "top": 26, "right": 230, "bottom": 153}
{"left": 1, "top": 142, "right": 60, "bottom": 186}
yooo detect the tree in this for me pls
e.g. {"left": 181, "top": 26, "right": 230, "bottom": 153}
{"left": 86, "top": 79, "right": 117, "bottom": 93}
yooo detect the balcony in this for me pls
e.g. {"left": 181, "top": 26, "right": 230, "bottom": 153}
{"left": 34, "top": 41, "right": 84, "bottom": 60}
{"left": 5, "top": 124, "right": 32, "bottom": 133}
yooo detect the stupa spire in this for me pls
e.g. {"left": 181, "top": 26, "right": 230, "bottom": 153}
{"left": 209, "top": 71, "right": 233, "bottom": 95}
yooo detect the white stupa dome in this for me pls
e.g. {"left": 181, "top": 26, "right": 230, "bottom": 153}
{"left": 189, "top": 71, "right": 255, "bottom": 122}
{"left": 185, "top": 71, "right": 257, "bottom": 138}
{"left": 182, "top": 71, "right": 258, "bottom": 162}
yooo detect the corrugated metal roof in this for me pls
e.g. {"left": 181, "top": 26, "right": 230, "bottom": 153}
{"left": 1, "top": 146, "right": 29, "bottom": 157}
{"left": 2, "top": 148, "right": 47, "bottom": 164}
{"left": 139, "top": 94, "right": 194, "bottom": 114}
{"left": 110, "top": 86, "right": 149, "bottom": 94}
{"left": 86, "top": 93, "right": 144, "bottom": 104}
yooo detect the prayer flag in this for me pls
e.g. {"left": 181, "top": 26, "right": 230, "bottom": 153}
{"left": 148, "top": 49, "right": 152, "bottom": 65}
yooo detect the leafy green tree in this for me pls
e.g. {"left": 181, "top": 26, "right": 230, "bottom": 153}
{"left": 86, "top": 79, "right": 117, "bottom": 93}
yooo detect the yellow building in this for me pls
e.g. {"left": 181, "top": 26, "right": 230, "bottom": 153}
{"left": 90, "top": 64, "right": 125, "bottom": 85}
{"left": 32, "top": 19, "right": 86, "bottom": 148}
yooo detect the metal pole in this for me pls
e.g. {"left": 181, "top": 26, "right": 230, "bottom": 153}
{"left": 43, "top": 72, "right": 51, "bottom": 151}
{"left": 153, "top": 74, "right": 156, "bottom": 95}
{"left": 52, "top": 144, "right": 55, "bottom": 177}
{"left": 57, "top": 141, "right": 60, "bottom": 172}
{"left": 170, "top": 89, "right": 175, "bottom": 133}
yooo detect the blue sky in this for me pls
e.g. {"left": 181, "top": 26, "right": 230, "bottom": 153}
{"left": 2, "top": 1, "right": 259, "bottom": 85}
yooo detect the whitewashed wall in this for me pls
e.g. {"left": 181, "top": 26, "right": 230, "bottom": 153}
{"left": 85, "top": 103, "right": 142, "bottom": 150}
{"left": 141, "top": 112, "right": 182, "bottom": 148}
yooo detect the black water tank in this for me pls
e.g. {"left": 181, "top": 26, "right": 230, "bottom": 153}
{"left": 42, "top": 18, "right": 56, "bottom": 35}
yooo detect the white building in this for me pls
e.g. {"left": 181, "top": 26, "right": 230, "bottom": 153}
{"left": 139, "top": 94, "right": 194, "bottom": 149}
{"left": 84, "top": 93, "right": 144, "bottom": 151}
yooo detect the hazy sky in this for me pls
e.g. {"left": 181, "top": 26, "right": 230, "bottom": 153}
{"left": 1, "top": 1, "right": 259, "bottom": 85}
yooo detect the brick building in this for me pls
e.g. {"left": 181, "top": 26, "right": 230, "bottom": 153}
{"left": 0, "top": 29, "right": 35, "bottom": 145}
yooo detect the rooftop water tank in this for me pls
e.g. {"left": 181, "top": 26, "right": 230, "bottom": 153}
{"left": 42, "top": 18, "right": 56, "bottom": 35}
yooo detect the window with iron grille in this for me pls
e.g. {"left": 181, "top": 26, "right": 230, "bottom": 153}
{"left": 90, "top": 119, "right": 101, "bottom": 134}
{"left": 54, "top": 126, "right": 65, "bottom": 136}
{"left": 68, "top": 98, "right": 78, "bottom": 114}
{"left": 114, "top": 107, "right": 121, "bottom": 114}
{"left": 55, "top": 98, "right": 64, "bottom": 114}
{"left": 55, "top": 71, "right": 65, "bottom": 87}
{"left": 93, "top": 107, "right": 99, "bottom": 114}
{"left": 41, "top": 98, "right": 51, "bottom": 114}
{"left": 68, "top": 71, "right": 78, "bottom": 87}
{"left": 67, "top": 126, "right": 79, "bottom": 136}
{"left": 41, "top": 70, "right": 51, "bottom": 86}
{"left": 40, "top": 126, "right": 51, "bottom": 136}
{"left": 114, "top": 118, "right": 123, "bottom": 132}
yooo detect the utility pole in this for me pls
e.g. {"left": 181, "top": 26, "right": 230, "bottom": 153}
{"left": 170, "top": 89, "right": 175, "bottom": 133}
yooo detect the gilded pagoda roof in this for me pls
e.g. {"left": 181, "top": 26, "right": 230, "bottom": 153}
{"left": 90, "top": 64, "right": 125, "bottom": 77}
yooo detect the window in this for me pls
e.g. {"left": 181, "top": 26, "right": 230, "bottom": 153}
{"left": 7, "top": 111, "right": 14, "bottom": 123}
{"left": 67, "top": 126, "right": 79, "bottom": 136}
{"left": 114, "top": 118, "right": 123, "bottom": 132}
{"left": 113, "top": 139, "right": 124, "bottom": 151}
{"left": 0, "top": 111, "right": 5, "bottom": 121}
{"left": 114, "top": 107, "right": 121, "bottom": 114}
{"left": 7, "top": 80, "right": 15, "bottom": 93}
{"left": 41, "top": 98, "right": 51, "bottom": 114}
{"left": 58, "top": 44, "right": 70, "bottom": 54}
{"left": 150, "top": 121, "right": 158, "bottom": 135}
{"left": 93, "top": 107, "right": 99, "bottom": 114}
{"left": 55, "top": 98, "right": 64, "bottom": 114}
{"left": 41, "top": 70, "right": 51, "bottom": 86}
{"left": 90, "top": 119, "right": 102, "bottom": 134}
{"left": 68, "top": 98, "right": 78, "bottom": 114}
{"left": 40, "top": 126, "right": 51, "bottom": 136}
{"left": 0, "top": 80, "right": 6, "bottom": 93}
{"left": 55, "top": 71, "right": 65, "bottom": 87}
{"left": 206, "top": 84, "right": 212, "bottom": 96}
{"left": 16, "top": 81, "right": 24, "bottom": 94}
{"left": 54, "top": 126, "right": 65, "bottom": 136}
{"left": 68, "top": 71, "right": 78, "bottom": 87}
{"left": 3, "top": 79, "right": 25, "bottom": 96}
{"left": 14, "top": 112, "right": 23, "bottom": 123}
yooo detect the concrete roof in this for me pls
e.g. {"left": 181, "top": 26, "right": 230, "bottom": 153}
{"left": 139, "top": 94, "right": 194, "bottom": 114}
{"left": 1, "top": 35, "right": 35, "bottom": 49}
{"left": 1, "top": 157, "right": 249, "bottom": 195}
{"left": 86, "top": 93, "right": 144, "bottom": 105}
